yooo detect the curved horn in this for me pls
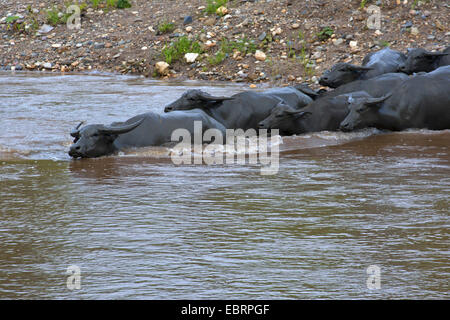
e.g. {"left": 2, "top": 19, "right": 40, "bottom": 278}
{"left": 99, "top": 118, "right": 145, "bottom": 135}
{"left": 364, "top": 93, "right": 392, "bottom": 106}
{"left": 70, "top": 121, "right": 84, "bottom": 137}
{"left": 423, "top": 51, "right": 449, "bottom": 57}
{"left": 294, "top": 84, "right": 319, "bottom": 98}
{"left": 346, "top": 64, "right": 374, "bottom": 72}
{"left": 197, "top": 91, "right": 233, "bottom": 102}
{"left": 286, "top": 110, "right": 312, "bottom": 118}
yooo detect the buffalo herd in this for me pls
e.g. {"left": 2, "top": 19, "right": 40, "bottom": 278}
{"left": 69, "top": 46, "right": 449, "bottom": 159}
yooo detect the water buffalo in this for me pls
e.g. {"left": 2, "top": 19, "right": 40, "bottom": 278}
{"left": 163, "top": 86, "right": 314, "bottom": 130}
{"left": 319, "top": 48, "right": 407, "bottom": 88}
{"left": 258, "top": 91, "right": 372, "bottom": 135}
{"left": 398, "top": 46, "right": 450, "bottom": 74}
{"left": 322, "top": 72, "right": 408, "bottom": 99}
{"left": 340, "top": 66, "right": 450, "bottom": 132}
{"left": 68, "top": 109, "right": 226, "bottom": 158}
{"left": 257, "top": 72, "right": 408, "bottom": 135}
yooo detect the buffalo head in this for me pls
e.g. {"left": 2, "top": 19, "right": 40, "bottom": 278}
{"left": 319, "top": 63, "right": 374, "bottom": 88}
{"left": 258, "top": 101, "right": 311, "bottom": 135}
{"left": 398, "top": 48, "right": 449, "bottom": 74}
{"left": 164, "top": 89, "right": 232, "bottom": 112}
{"left": 340, "top": 93, "right": 391, "bottom": 132}
{"left": 68, "top": 119, "right": 144, "bottom": 158}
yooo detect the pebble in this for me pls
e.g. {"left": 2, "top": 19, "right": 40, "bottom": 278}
{"left": 155, "top": 61, "right": 170, "bottom": 75}
{"left": 205, "top": 40, "right": 216, "bottom": 48}
{"left": 43, "top": 62, "right": 52, "bottom": 69}
{"left": 37, "top": 24, "right": 54, "bottom": 34}
{"left": 94, "top": 42, "right": 105, "bottom": 49}
{"left": 374, "top": 30, "right": 383, "bottom": 36}
{"left": 272, "top": 27, "right": 282, "bottom": 36}
{"left": 216, "top": 6, "right": 228, "bottom": 16}
{"left": 185, "top": 53, "right": 199, "bottom": 63}
{"left": 332, "top": 38, "right": 344, "bottom": 46}
{"left": 311, "top": 51, "right": 322, "bottom": 59}
{"left": 183, "top": 16, "right": 193, "bottom": 25}
{"left": 403, "top": 21, "right": 413, "bottom": 28}
{"left": 410, "top": 27, "right": 419, "bottom": 36}
{"left": 254, "top": 50, "right": 266, "bottom": 61}
{"left": 258, "top": 32, "right": 267, "bottom": 42}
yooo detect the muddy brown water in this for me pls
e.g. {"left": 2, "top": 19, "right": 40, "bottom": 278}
{"left": 0, "top": 72, "right": 449, "bottom": 299}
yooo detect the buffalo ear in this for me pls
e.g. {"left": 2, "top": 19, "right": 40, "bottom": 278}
{"left": 70, "top": 121, "right": 84, "bottom": 138}
{"left": 364, "top": 93, "right": 392, "bottom": 107}
{"left": 196, "top": 91, "right": 233, "bottom": 102}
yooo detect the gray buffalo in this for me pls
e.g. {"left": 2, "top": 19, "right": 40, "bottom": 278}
{"left": 340, "top": 66, "right": 450, "bottom": 131}
{"left": 325, "top": 72, "right": 408, "bottom": 98}
{"left": 258, "top": 91, "right": 373, "bottom": 135}
{"left": 163, "top": 86, "right": 314, "bottom": 130}
{"left": 68, "top": 109, "right": 226, "bottom": 158}
{"left": 319, "top": 48, "right": 407, "bottom": 88}
{"left": 257, "top": 72, "right": 408, "bottom": 135}
{"left": 398, "top": 46, "right": 450, "bottom": 74}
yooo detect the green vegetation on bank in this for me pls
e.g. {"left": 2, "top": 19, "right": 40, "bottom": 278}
{"left": 317, "top": 27, "right": 334, "bottom": 41}
{"left": 162, "top": 36, "right": 204, "bottom": 64}
{"left": 158, "top": 21, "right": 176, "bottom": 34}
{"left": 205, "top": 0, "right": 228, "bottom": 15}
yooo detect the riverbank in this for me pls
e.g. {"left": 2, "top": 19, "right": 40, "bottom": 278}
{"left": 1, "top": 0, "right": 448, "bottom": 86}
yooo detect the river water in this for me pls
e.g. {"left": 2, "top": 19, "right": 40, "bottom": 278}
{"left": 0, "top": 72, "right": 448, "bottom": 299}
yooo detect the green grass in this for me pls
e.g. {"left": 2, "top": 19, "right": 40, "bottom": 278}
{"left": 89, "top": 0, "right": 131, "bottom": 9}
{"left": 317, "top": 27, "right": 334, "bottom": 41}
{"left": 205, "top": 0, "right": 228, "bottom": 15}
{"left": 90, "top": 0, "right": 100, "bottom": 9}
{"left": 6, "top": 15, "right": 20, "bottom": 23}
{"left": 158, "top": 21, "right": 176, "bottom": 34}
{"left": 208, "top": 51, "right": 227, "bottom": 66}
{"left": 46, "top": 6, "right": 62, "bottom": 26}
{"left": 162, "top": 36, "right": 204, "bottom": 64}
{"left": 219, "top": 37, "right": 257, "bottom": 55}
{"left": 297, "top": 31, "right": 314, "bottom": 77}
{"left": 116, "top": 0, "right": 132, "bottom": 9}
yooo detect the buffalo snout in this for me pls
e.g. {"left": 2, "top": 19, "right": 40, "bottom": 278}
{"left": 318, "top": 76, "right": 328, "bottom": 86}
{"left": 68, "top": 144, "right": 82, "bottom": 158}
{"left": 258, "top": 121, "right": 268, "bottom": 129}
{"left": 340, "top": 122, "right": 354, "bottom": 132}
{"left": 397, "top": 64, "right": 407, "bottom": 73}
